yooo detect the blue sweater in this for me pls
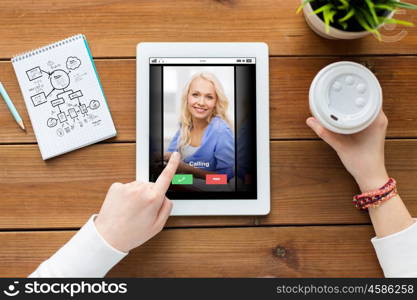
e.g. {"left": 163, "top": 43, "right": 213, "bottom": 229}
{"left": 167, "top": 116, "right": 235, "bottom": 179}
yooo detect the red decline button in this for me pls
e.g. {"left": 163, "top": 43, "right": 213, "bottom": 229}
{"left": 206, "top": 174, "right": 227, "bottom": 185}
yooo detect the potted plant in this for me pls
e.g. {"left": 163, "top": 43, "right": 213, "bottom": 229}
{"left": 297, "top": 0, "right": 417, "bottom": 40}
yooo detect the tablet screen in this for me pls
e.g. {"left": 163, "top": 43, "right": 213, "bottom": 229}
{"left": 149, "top": 58, "right": 257, "bottom": 199}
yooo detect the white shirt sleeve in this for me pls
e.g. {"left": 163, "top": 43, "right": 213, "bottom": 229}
{"left": 29, "top": 215, "right": 128, "bottom": 278}
{"left": 371, "top": 219, "right": 417, "bottom": 277}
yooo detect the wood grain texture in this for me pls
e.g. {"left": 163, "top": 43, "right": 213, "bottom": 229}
{"left": 3, "top": 56, "right": 417, "bottom": 143}
{"left": 270, "top": 56, "right": 417, "bottom": 139}
{"left": 0, "top": 141, "right": 416, "bottom": 229}
{"left": 0, "top": 226, "right": 383, "bottom": 277}
{"left": 260, "top": 139, "right": 417, "bottom": 225}
{"left": 1, "top": 0, "right": 416, "bottom": 279}
{"left": 0, "top": 143, "right": 254, "bottom": 229}
{"left": 0, "top": 0, "right": 417, "bottom": 59}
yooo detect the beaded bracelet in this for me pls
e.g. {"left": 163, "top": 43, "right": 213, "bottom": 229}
{"left": 362, "top": 188, "right": 398, "bottom": 210}
{"left": 353, "top": 178, "right": 398, "bottom": 210}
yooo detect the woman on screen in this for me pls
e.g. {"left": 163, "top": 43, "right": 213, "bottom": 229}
{"left": 166, "top": 72, "right": 235, "bottom": 180}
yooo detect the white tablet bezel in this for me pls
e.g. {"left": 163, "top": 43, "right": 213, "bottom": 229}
{"left": 136, "top": 42, "right": 270, "bottom": 215}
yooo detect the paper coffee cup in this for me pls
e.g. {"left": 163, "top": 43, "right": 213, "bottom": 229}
{"left": 309, "top": 61, "right": 382, "bottom": 134}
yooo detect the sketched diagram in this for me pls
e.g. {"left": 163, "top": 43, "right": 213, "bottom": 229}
{"left": 25, "top": 56, "right": 102, "bottom": 137}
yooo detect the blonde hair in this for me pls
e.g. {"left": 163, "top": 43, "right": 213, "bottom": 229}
{"left": 178, "top": 72, "right": 232, "bottom": 153}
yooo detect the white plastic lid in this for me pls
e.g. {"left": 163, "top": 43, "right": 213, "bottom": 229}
{"left": 309, "top": 61, "right": 382, "bottom": 134}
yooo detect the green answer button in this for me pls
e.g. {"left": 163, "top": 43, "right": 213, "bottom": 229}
{"left": 172, "top": 174, "right": 193, "bottom": 185}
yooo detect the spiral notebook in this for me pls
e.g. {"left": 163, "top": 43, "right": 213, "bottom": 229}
{"left": 12, "top": 34, "right": 116, "bottom": 160}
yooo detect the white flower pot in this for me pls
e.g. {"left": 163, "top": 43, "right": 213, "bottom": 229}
{"left": 302, "top": 1, "right": 396, "bottom": 40}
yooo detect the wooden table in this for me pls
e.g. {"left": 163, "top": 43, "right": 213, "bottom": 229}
{"left": 1, "top": 0, "right": 417, "bottom": 277}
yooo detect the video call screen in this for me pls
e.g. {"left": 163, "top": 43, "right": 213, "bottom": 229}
{"left": 149, "top": 57, "right": 257, "bottom": 199}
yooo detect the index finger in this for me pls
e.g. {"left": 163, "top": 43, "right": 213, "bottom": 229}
{"left": 154, "top": 152, "right": 181, "bottom": 192}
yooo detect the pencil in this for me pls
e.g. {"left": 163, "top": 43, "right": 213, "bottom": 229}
{"left": 0, "top": 81, "right": 26, "bottom": 131}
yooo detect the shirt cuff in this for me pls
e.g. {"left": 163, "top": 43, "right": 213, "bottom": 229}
{"left": 29, "top": 214, "right": 128, "bottom": 278}
{"left": 371, "top": 219, "right": 417, "bottom": 277}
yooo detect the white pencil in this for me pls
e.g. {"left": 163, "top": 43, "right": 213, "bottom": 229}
{"left": 0, "top": 81, "right": 26, "bottom": 131}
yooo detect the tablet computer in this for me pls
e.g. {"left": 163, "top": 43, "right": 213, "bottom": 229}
{"left": 137, "top": 43, "right": 270, "bottom": 215}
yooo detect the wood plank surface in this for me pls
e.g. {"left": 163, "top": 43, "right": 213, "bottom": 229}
{"left": 1, "top": 0, "right": 417, "bottom": 59}
{"left": 270, "top": 56, "right": 417, "bottom": 139}
{"left": 1, "top": 0, "right": 416, "bottom": 279}
{"left": 0, "top": 226, "right": 383, "bottom": 277}
{"left": 2, "top": 56, "right": 417, "bottom": 143}
{"left": 0, "top": 141, "right": 416, "bottom": 229}
{"left": 0, "top": 143, "right": 254, "bottom": 229}
{"left": 261, "top": 139, "right": 417, "bottom": 225}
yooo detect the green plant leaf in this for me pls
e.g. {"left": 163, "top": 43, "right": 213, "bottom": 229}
{"left": 357, "top": 6, "right": 379, "bottom": 28}
{"left": 374, "top": 4, "right": 395, "bottom": 11}
{"left": 297, "top": 0, "right": 417, "bottom": 41}
{"left": 336, "top": 0, "right": 349, "bottom": 10}
{"left": 355, "top": 9, "right": 382, "bottom": 40}
{"left": 381, "top": 17, "right": 415, "bottom": 26}
{"left": 323, "top": 6, "right": 337, "bottom": 33}
{"left": 338, "top": 21, "right": 349, "bottom": 30}
{"left": 365, "top": 0, "right": 380, "bottom": 25}
{"left": 390, "top": 1, "right": 417, "bottom": 10}
{"left": 296, "top": 0, "right": 314, "bottom": 14}
{"left": 339, "top": 8, "right": 355, "bottom": 23}
{"left": 312, "top": 3, "right": 334, "bottom": 15}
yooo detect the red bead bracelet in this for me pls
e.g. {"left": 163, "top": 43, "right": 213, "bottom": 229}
{"left": 353, "top": 178, "right": 398, "bottom": 210}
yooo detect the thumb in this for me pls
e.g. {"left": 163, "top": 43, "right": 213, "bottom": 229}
{"left": 306, "top": 117, "right": 342, "bottom": 150}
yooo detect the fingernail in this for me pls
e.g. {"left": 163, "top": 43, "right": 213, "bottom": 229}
{"left": 306, "top": 117, "right": 315, "bottom": 127}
